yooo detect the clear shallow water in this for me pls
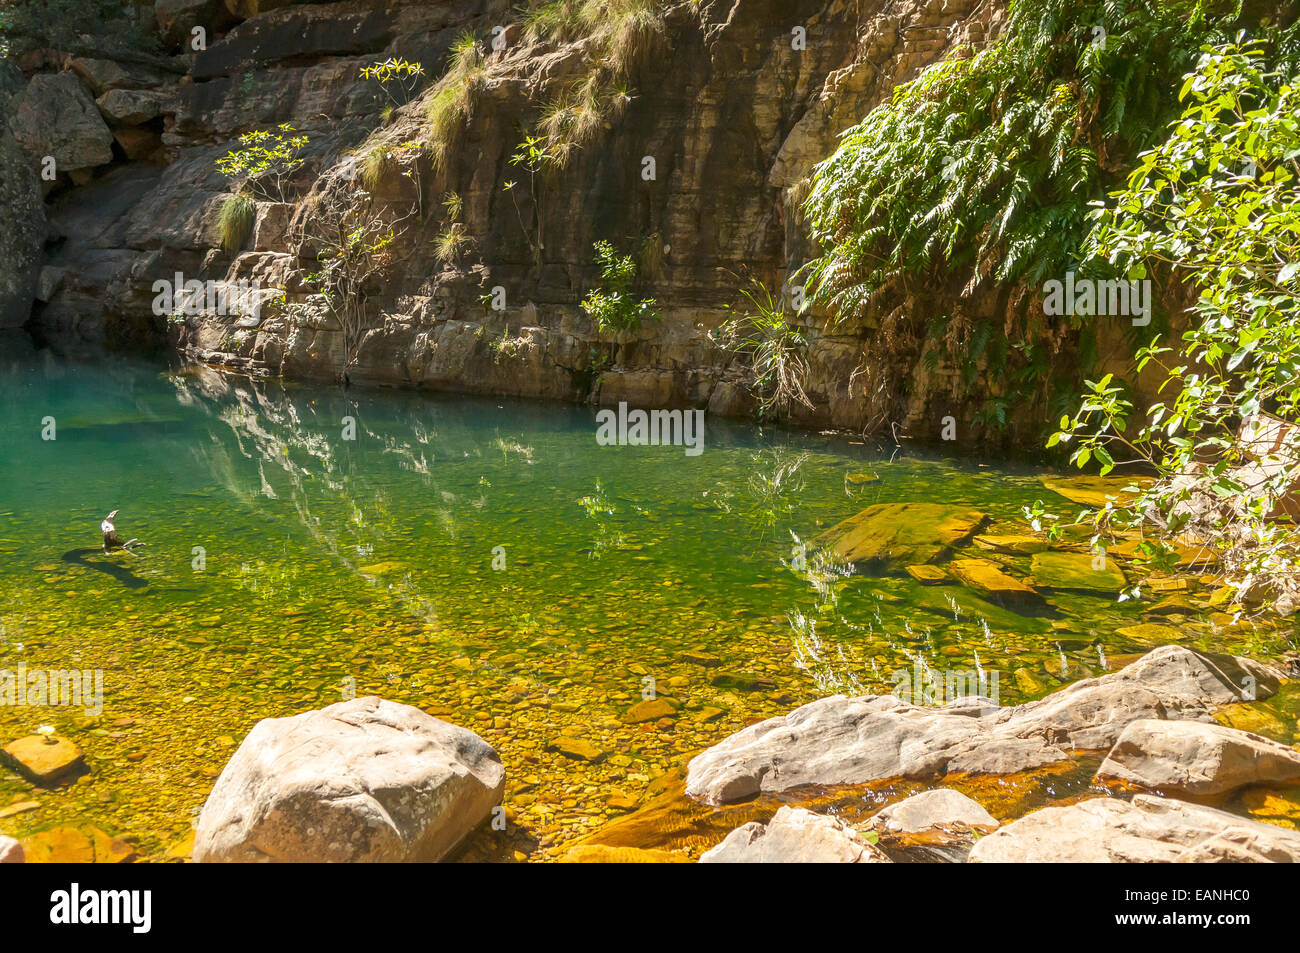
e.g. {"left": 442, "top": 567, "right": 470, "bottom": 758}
{"left": 0, "top": 358, "right": 1292, "bottom": 860}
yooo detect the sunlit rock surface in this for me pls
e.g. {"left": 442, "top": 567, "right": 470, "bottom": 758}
{"left": 685, "top": 646, "right": 1281, "bottom": 804}
{"left": 699, "top": 806, "right": 891, "bottom": 863}
{"left": 968, "top": 794, "right": 1300, "bottom": 863}
{"left": 194, "top": 695, "right": 505, "bottom": 862}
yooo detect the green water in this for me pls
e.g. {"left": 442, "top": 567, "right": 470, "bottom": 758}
{"left": 0, "top": 359, "right": 1292, "bottom": 860}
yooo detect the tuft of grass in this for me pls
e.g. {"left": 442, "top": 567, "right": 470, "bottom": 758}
{"left": 218, "top": 192, "right": 256, "bottom": 254}
{"left": 434, "top": 222, "right": 468, "bottom": 263}
{"left": 360, "top": 146, "right": 398, "bottom": 189}
{"left": 442, "top": 191, "right": 462, "bottom": 220}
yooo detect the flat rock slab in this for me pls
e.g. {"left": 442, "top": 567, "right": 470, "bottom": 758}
{"left": 700, "top": 807, "right": 890, "bottom": 863}
{"left": 1029, "top": 551, "right": 1127, "bottom": 592}
{"left": 1039, "top": 475, "right": 1145, "bottom": 508}
{"left": 2, "top": 736, "right": 84, "bottom": 784}
{"left": 948, "top": 558, "right": 1039, "bottom": 601}
{"left": 1096, "top": 719, "right": 1300, "bottom": 797}
{"left": 814, "top": 503, "right": 987, "bottom": 569}
{"left": 194, "top": 696, "right": 505, "bottom": 862}
{"left": 905, "top": 565, "right": 949, "bottom": 584}
{"left": 968, "top": 794, "right": 1300, "bottom": 862}
{"left": 621, "top": 698, "right": 679, "bottom": 724}
{"left": 686, "top": 646, "right": 1280, "bottom": 804}
{"left": 973, "top": 534, "right": 1049, "bottom": 554}
{"left": 548, "top": 737, "right": 606, "bottom": 762}
{"left": 869, "top": 788, "right": 999, "bottom": 840}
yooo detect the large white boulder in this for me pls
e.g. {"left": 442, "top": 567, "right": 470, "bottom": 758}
{"left": 194, "top": 696, "right": 505, "bottom": 862}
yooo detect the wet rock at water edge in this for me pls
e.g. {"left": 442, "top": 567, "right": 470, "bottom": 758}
{"left": 0, "top": 835, "right": 23, "bottom": 863}
{"left": 1095, "top": 719, "right": 1300, "bottom": 797}
{"left": 701, "top": 806, "right": 890, "bottom": 863}
{"left": 193, "top": 696, "right": 505, "bottom": 862}
{"left": 968, "top": 794, "right": 1300, "bottom": 863}
{"left": 868, "top": 789, "right": 999, "bottom": 844}
{"left": 814, "top": 503, "right": 988, "bottom": 570}
{"left": 685, "top": 646, "right": 1282, "bottom": 804}
{"left": 2, "top": 735, "right": 85, "bottom": 785}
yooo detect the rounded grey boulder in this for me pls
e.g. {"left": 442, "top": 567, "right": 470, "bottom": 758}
{"left": 194, "top": 696, "right": 505, "bottom": 862}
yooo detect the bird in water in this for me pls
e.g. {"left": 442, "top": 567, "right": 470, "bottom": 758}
{"left": 101, "top": 510, "right": 145, "bottom": 554}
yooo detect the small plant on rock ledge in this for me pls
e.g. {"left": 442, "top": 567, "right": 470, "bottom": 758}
{"left": 710, "top": 277, "right": 813, "bottom": 421}
{"left": 580, "top": 240, "right": 659, "bottom": 335}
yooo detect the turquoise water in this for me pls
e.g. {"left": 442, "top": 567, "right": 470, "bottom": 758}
{"left": 0, "top": 358, "right": 1289, "bottom": 859}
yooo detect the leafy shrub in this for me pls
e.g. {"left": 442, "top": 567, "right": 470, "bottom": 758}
{"left": 580, "top": 240, "right": 659, "bottom": 334}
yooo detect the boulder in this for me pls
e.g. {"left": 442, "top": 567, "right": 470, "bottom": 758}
{"left": 686, "top": 646, "right": 1281, "bottom": 804}
{"left": 193, "top": 696, "right": 505, "bottom": 862}
{"left": 8, "top": 73, "right": 115, "bottom": 173}
{"left": 96, "top": 88, "right": 171, "bottom": 126}
{"left": 700, "top": 806, "right": 890, "bottom": 863}
{"left": 67, "top": 58, "right": 168, "bottom": 96}
{"left": 968, "top": 794, "right": 1300, "bottom": 862}
{"left": 814, "top": 502, "right": 987, "bottom": 569}
{"left": 1095, "top": 719, "right": 1300, "bottom": 797}
{"left": 869, "top": 789, "right": 999, "bottom": 840}
{"left": 0, "top": 835, "right": 23, "bottom": 863}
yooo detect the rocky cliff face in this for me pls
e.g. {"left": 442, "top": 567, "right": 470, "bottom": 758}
{"left": 5, "top": 0, "right": 1133, "bottom": 448}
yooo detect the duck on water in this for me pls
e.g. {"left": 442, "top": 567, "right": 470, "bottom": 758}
{"left": 101, "top": 510, "right": 146, "bottom": 555}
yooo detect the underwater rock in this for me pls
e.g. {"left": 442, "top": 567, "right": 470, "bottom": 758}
{"left": 622, "top": 698, "right": 679, "bottom": 724}
{"left": 905, "top": 565, "right": 949, "bottom": 584}
{"left": 972, "top": 534, "right": 1049, "bottom": 555}
{"left": 968, "top": 794, "right": 1300, "bottom": 863}
{"left": 193, "top": 696, "right": 505, "bottom": 863}
{"left": 685, "top": 646, "right": 1282, "bottom": 804}
{"left": 0, "top": 835, "right": 22, "bottom": 863}
{"left": 1116, "top": 622, "right": 1188, "bottom": 646}
{"left": 1095, "top": 719, "right": 1300, "bottom": 797}
{"left": 948, "top": 558, "right": 1039, "bottom": 602}
{"left": 700, "top": 806, "right": 890, "bottom": 863}
{"left": 1, "top": 735, "right": 84, "bottom": 785}
{"left": 1039, "top": 475, "right": 1145, "bottom": 509}
{"left": 1028, "top": 551, "right": 1127, "bottom": 593}
{"left": 19, "top": 824, "right": 134, "bottom": 863}
{"left": 814, "top": 503, "right": 987, "bottom": 569}
{"left": 560, "top": 845, "right": 692, "bottom": 863}
{"left": 547, "top": 737, "right": 606, "bottom": 762}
